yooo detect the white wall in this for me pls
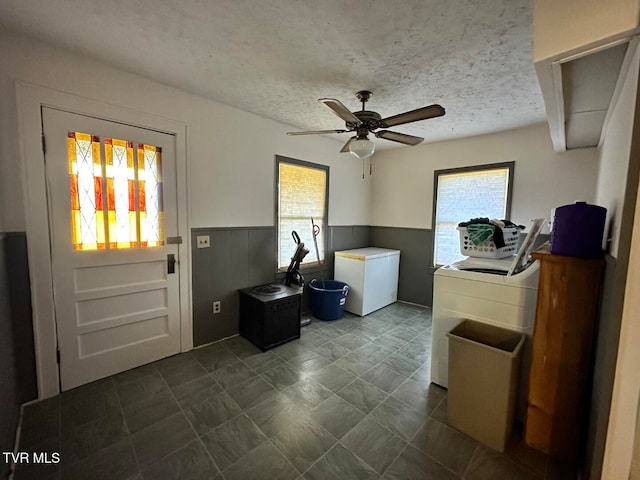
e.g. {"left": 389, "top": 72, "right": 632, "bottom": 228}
{"left": 602, "top": 170, "right": 640, "bottom": 480}
{"left": 370, "top": 123, "right": 599, "bottom": 230}
{"left": 0, "top": 30, "right": 371, "bottom": 231}
{"left": 598, "top": 44, "right": 640, "bottom": 480}
{"left": 533, "top": 0, "right": 640, "bottom": 62}
{"left": 595, "top": 45, "right": 639, "bottom": 258}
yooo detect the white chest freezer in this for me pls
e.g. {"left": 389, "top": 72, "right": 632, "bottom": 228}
{"left": 334, "top": 247, "right": 400, "bottom": 316}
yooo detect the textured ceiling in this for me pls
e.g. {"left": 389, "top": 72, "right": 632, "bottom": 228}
{"left": 0, "top": 0, "right": 545, "bottom": 147}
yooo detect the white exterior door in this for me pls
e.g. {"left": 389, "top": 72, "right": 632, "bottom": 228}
{"left": 43, "top": 107, "right": 181, "bottom": 391}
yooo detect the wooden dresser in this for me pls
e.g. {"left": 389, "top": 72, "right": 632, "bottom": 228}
{"left": 524, "top": 245, "right": 604, "bottom": 460}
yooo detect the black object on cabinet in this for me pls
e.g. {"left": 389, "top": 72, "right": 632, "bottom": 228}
{"left": 239, "top": 284, "right": 301, "bottom": 351}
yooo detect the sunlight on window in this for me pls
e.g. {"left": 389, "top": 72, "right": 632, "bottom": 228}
{"left": 105, "top": 138, "right": 138, "bottom": 248}
{"left": 138, "top": 144, "right": 164, "bottom": 247}
{"left": 434, "top": 167, "right": 510, "bottom": 266}
{"left": 67, "top": 132, "right": 164, "bottom": 250}
{"left": 277, "top": 160, "right": 327, "bottom": 269}
{"left": 67, "top": 132, "right": 104, "bottom": 251}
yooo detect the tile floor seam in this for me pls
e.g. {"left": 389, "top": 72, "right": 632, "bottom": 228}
{"left": 111, "top": 377, "right": 132, "bottom": 436}
{"left": 295, "top": 441, "right": 375, "bottom": 480}
{"left": 387, "top": 382, "right": 432, "bottom": 413}
{"left": 250, "top": 372, "right": 290, "bottom": 396}
{"left": 357, "top": 368, "right": 408, "bottom": 398}
{"left": 58, "top": 407, "right": 127, "bottom": 470}
{"left": 354, "top": 361, "right": 385, "bottom": 383}
{"left": 334, "top": 382, "right": 386, "bottom": 416}
{"left": 339, "top": 443, "right": 384, "bottom": 478}
{"left": 236, "top": 352, "right": 267, "bottom": 376}
{"left": 295, "top": 442, "right": 335, "bottom": 478}
{"left": 271, "top": 348, "right": 317, "bottom": 366}
{"left": 125, "top": 435, "right": 145, "bottom": 480}
{"left": 406, "top": 413, "right": 468, "bottom": 480}
{"left": 224, "top": 367, "right": 266, "bottom": 396}
{"left": 23, "top": 396, "right": 63, "bottom": 478}
{"left": 52, "top": 380, "right": 138, "bottom": 478}
{"left": 211, "top": 413, "right": 268, "bottom": 464}
{"left": 266, "top": 421, "right": 337, "bottom": 477}
{"left": 268, "top": 435, "right": 304, "bottom": 474}
{"left": 334, "top": 373, "right": 416, "bottom": 450}
{"left": 381, "top": 358, "right": 422, "bottom": 379}
{"left": 342, "top": 408, "right": 410, "bottom": 476}
{"left": 460, "top": 445, "right": 481, "bottom": 479}
{"left": 152, "top": 365, "right": 225, "bottom": 478}
{"left": 238, "top": 377, "right": 292, "bottom": 413}
{"left": 112, "top": 376, "right": 144, "bottom": 480}
{"left": 256, "top": 367, "right": 291, "bottom": 393}
{"left": 378, "top": 436, "right": 412, "bottom": 478}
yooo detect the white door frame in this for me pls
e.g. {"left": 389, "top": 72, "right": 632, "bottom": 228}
{"left": 16, "top": 82, "right": 192, "bottom": 399}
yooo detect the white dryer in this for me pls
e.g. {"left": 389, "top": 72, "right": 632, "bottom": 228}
{"left": 430, "top": 220, "right": 543, "bottom": 418}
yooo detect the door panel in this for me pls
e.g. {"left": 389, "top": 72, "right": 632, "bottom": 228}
{"left": 43, "top": 108, "right": 181, "bottom": 390}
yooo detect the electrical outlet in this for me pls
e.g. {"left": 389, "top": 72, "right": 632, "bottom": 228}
{"left": 196, "top": 235, "right": 210, "bottom": 248}
{"left": 213, "top": 301, "right": 221, "bottom": 314}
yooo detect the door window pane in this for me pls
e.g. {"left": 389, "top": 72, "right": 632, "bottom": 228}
{"left": 67, "top": 132, "right": 105, "bottom": 250}
{"left": 138, "top": 144, "right": 164, "bottom": 247}
{"left": 66, "top": 132, "right": 164, "bottom": 250}
{"left": 105, "top": 138, "right": 138, "bottom": 248}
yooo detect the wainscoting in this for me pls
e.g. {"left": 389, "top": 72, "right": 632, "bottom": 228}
{"left": 191, "top": 226, "right": 371, "bottom": 347}
{"left": 370, "top": 227, "right": 434, "bottom": 307}
{"left": 0, "top": 232, "right": 36, "bottom": 478}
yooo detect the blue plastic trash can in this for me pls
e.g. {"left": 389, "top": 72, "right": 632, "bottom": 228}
{"left": 308, "top": 279, "right": 349, "bottom": 321}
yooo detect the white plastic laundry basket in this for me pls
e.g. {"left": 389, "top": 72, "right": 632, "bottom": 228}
{"left": 458, "top": 226, "right": 521, "bottom": 259}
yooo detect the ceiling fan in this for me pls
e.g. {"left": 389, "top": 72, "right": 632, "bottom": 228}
{"left": 287, "top": 90, "right": 445, "bottom": 159}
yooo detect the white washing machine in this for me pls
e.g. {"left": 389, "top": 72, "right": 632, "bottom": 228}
{"left": 431, "top": 220, "right": 544, "bottom": 418}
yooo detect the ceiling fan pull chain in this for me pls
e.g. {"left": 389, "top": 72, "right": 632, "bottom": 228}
{"left": 362, "top": 157, "right": 365, "bottom": 179}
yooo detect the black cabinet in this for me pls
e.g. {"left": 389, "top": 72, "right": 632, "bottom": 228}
{"left": 238, "top": 284, "right": 301, "bottom": 351}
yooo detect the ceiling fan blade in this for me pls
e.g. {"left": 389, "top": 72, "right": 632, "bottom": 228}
{"left": 287, "top": 129, "right": 349, "bottom": 135}
{"left": 340, "top": 136, "right": 357, "bottom": 153}
{"left": 379, "top": 104, "right": 445, "bottom": 128}
{"left": 375, "top": 130, "right": 424, "bottom": 146}
{"left": 319, "top": 98, "right": 362, "bottom": 125}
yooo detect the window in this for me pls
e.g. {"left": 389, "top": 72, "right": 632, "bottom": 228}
{"left": 276, "top": 156, "right": 328, "bottom": 270}
{"left": 433, "top": 162, "right": 514, "bottom": 266}
{"left": 67, "top": 131, "right": 164, "bottom": 250}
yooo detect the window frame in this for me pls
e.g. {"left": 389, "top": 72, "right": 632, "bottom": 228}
{"left": 275, "top": 155, "right": 329, "bottom": 272}
{"left": 431, "top": 161, "right": 515, "bottom": 267}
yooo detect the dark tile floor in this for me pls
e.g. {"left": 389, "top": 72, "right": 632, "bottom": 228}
{"left": 14, "top": 303, "right": 576, "bottom": 480}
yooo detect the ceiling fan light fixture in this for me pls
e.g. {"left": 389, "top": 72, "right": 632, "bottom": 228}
{"left": 289, "top": 92, "right": 445, "bottom": 159}
{"left": 349, "top": 138, "right": 375, "bottom": 159}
